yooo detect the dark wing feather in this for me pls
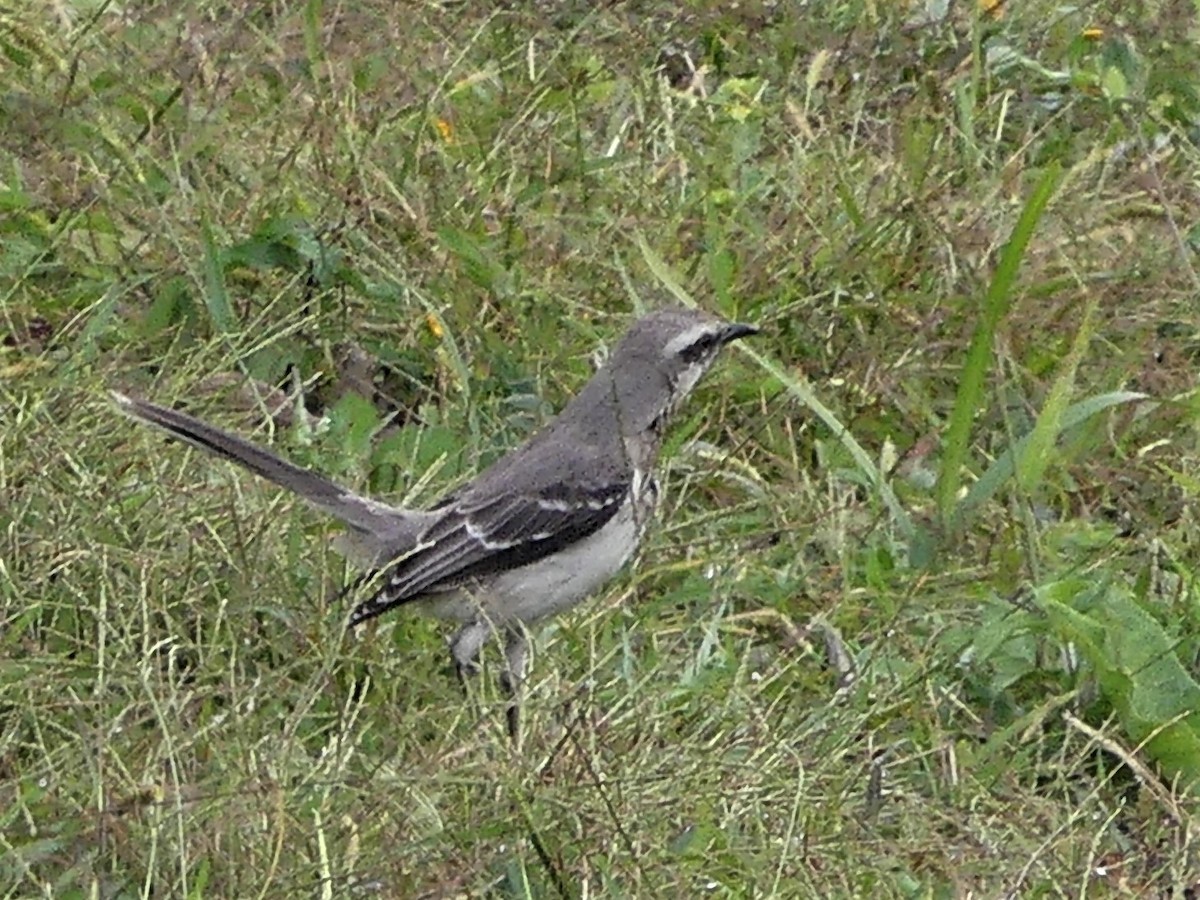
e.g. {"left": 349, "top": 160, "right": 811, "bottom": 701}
{"left": 348, "top": 480, "right": 628, "bottom": 626}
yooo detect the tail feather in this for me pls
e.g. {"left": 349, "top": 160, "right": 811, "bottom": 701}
{"left": 110, "top": 391, "right": 408, "bottom": 544}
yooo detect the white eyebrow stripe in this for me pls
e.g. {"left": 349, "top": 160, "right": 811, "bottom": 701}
{"left": 662, "top": 322, "right": 719, "bottom": 358}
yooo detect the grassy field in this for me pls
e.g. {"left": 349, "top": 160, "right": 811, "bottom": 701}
{"left": 3, "top": 1, "right": 1200, "bottom": 896}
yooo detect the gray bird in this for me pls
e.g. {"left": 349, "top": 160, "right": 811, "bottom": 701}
{"left": 113, "top": 306, "right": 757, "bottom": 738}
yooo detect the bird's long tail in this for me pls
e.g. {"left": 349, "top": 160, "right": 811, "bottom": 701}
{"left": 110, "top": 391, "right": 405, "bottom": 541}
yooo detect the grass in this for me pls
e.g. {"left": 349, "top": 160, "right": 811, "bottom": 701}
{"left": 3, "top": 0, "right": 1200, "bottom": 896}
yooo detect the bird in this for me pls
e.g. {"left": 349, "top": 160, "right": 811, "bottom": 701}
{"left": 112, "top": 306, "right": 757, "bottom": 739}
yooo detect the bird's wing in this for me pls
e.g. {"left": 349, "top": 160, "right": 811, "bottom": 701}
{"left": 348, "top": 478, "right": 629, "bottom": 625}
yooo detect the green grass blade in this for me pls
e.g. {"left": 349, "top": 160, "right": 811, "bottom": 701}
{"left": 742, "top": 343, "right": 916, "bottom": 544}
{"left": 936, "top": 162, "right": 1062, "bottom": 527}
{"left": 1015, "top": 296, "right": 1099, "bottom": 493}
{"left": 953, "top": 390, "right": 1147, "bottom": 529}
{"left": 635, "top": 233, "right": 695, "bottom": 309}
{"left": 200, "top": 217, "right": 236, "bottom": 334}
{"left": 303, "top": 0, "right": 324, "bottom": 74}
{"left": 72, "top": 281, "right": 129, "bottom": 362}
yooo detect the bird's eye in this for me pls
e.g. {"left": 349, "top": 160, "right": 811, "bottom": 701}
{"left": 679, "top": 334, "right": 717, "bottom": 364}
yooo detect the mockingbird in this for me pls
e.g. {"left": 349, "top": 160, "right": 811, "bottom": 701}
{"left": 113, "top": 306, "right": 756, "bottom": 738}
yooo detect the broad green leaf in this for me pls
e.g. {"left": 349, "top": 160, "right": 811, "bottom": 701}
{"left": 1040, "top": 582, "right": 1200, "bottom": 793}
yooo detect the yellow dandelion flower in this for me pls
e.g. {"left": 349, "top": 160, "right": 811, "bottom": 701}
{"left": 426, "top": 312, "right": 445, "bottom": 339}
{"left": 980, "top": 0, "right": 1005, "bottom": 19}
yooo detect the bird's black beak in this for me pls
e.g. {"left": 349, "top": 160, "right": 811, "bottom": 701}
{"left": 720, "top": 322, "right": 759, "bottom": 344}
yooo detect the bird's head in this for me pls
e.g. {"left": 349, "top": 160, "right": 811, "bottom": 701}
{"left": 582, "top": 306, "right": 758, "bottom": 444}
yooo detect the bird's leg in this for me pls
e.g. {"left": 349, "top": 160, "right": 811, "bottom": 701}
{"left": 450, "top": 619, "right": 527, "bottom": 743}
{"left": 499, "top": 625, "right": 529, "bottom": 744}
{"left": 449, "top": 620, "right": 492, "bottom": 694}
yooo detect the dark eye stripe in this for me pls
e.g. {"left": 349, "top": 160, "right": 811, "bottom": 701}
{"left": 679, "top": 334, "right": 718, "bottom": 364}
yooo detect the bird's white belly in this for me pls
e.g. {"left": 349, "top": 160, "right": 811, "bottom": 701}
{"left": 422, "top": 495, "right": 645, "bottom": 624}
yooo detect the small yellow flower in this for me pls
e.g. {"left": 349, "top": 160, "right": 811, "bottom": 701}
{"left": 426, "top": 312, "right": 445, "bottom": 339}
{"left": 1082, "top": 27, "right": 1104, "bottom": 40}
{"left": 434, "top": 118, "right": 454, "bottom": 142}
